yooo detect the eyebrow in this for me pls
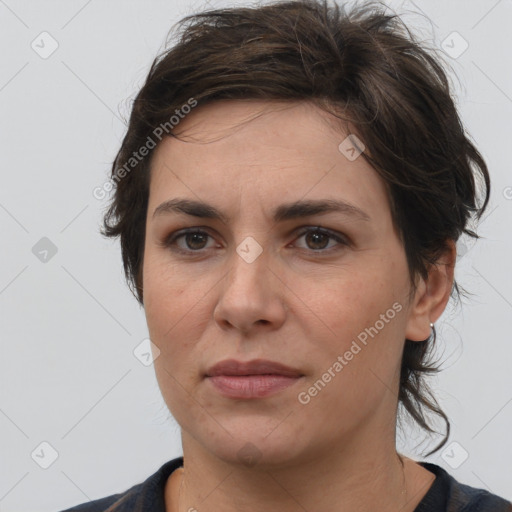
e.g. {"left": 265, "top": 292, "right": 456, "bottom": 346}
{"left": 152, "top": 198, "right": 371, "bottom": 223}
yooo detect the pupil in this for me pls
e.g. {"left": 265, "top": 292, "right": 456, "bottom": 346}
{"left": 307, "top": 231, "right": 328, "bottom": 250}
{"left": 187, "top": 233, "right": 206, "bottom": 249}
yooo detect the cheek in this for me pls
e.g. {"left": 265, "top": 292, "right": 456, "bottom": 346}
{"left": 144, "top": 265, "right": 202, "bottom": 411}
{"left": 142, "top": 253, "right": 213, "bottom": 367}
{"left": 143, "top": 247, "right": 184, "bottom": 312}
{"left": 298, "top": 270, "right": 405, "bottom": 375}
{"left": 291, "top": 270, "right": 383, "bottom": 335}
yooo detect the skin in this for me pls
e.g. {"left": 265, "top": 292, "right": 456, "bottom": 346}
{"left": 141, "top": 99, "right": 456, "bottom": 512}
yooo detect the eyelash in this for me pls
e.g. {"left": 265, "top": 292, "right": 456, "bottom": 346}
{"left": 162, "top": 226, "right": 349, "bottom": 256}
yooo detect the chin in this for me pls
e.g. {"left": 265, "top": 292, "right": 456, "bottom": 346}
{"left": 199, "top": 420, "right": 311, "bottom": 470}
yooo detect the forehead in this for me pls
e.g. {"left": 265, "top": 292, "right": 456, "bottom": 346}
{"left": 147, "top": 99, "right": 392, "bottom": 225}
{"left": 167, "top": 99, "right": 344, "bottom": 150}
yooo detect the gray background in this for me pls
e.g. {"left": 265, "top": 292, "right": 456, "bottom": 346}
{"left": 0, "top": 0, "right": 511, "bottom": 510}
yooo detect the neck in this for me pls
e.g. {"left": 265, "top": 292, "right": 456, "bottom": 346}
{"left": 167, "top": 431, "right": 421, "bottom": 512}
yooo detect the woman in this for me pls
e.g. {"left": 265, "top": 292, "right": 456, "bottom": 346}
{"left": 60, "top": 0, "right": 511, "bottom": 510}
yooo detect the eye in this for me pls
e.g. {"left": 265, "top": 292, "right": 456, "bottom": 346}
{"left": 163, "top": 228, "right": 216, "bottom": 254}
{"left": 161, "top": 226, "right": 349, "bottom": 256}
{"left": 292, "top": 226, "right": 349, "bottom": 253}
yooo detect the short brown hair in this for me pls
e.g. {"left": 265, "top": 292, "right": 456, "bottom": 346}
{"left": 102, "top": 0, "right": 490, "bottom": 455}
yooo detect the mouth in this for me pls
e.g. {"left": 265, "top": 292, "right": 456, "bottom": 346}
{"left": 205, "top": 359, "right": 304, "bottom": 399}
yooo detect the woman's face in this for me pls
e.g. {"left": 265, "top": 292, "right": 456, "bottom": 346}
{"left": 142, "top": 100, "right": 430, "bottom": 467}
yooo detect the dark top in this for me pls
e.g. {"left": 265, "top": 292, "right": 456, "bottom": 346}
{"left": 58, "top": 457, "right": 511, "bottom": 512}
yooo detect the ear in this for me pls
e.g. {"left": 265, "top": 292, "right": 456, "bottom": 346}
{"left": 404, "top": 239, "right": 456, "bottom": 342}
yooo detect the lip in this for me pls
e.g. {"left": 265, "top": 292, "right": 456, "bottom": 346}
{"left": 205, "top": 358, "right": 303, "bottom": 378}
{"left": 207, "top": 375, "right": 303, "bottom": 399}
{"left": 205, "top": 359, "right": 304, "bottom": 399}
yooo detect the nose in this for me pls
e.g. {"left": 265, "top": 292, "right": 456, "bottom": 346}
{"left": 213, "top": 244, "right": 287, "bottom": 335}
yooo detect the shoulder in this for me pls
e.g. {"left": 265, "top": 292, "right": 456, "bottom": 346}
{"left": 58, "top": 492, "right": 129, "bottom": 512}
{"left": 56, "top": 457, "right": 184, "bottom": 512}
{"left": 416, "top": 462, "right": 512, "bottom": 512}
{"left": 451, "top": 479, "right": 512, "bottom": 512}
